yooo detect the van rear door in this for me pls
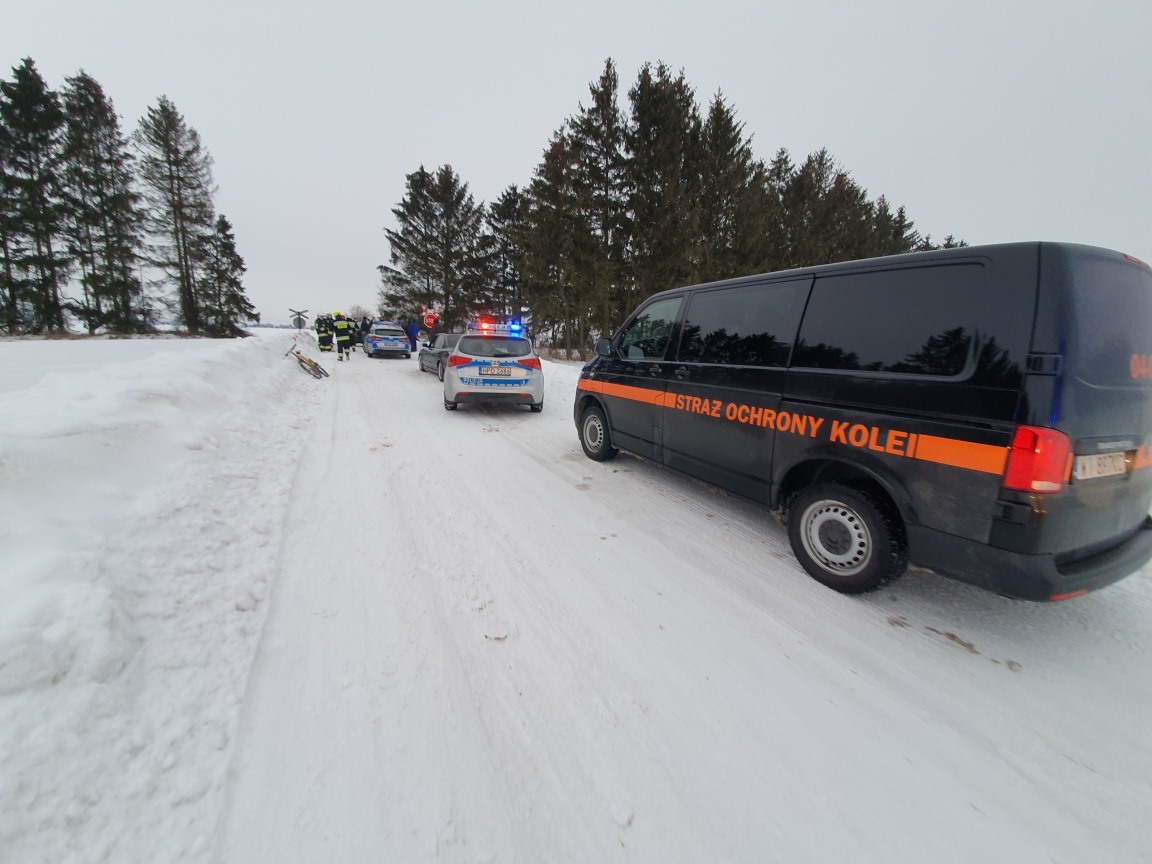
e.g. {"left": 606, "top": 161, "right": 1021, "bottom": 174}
{"left": 1037, "top": 246, "right": 1152, "bottom": 554}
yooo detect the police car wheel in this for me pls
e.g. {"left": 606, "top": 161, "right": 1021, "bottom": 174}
{"left": 444, "top": 397, "right": 458, "bottom": 411}
{"left": 787, "top": 483, "right": 907, "bottom": 594}
{"left": 530, "top": 400, "right": 543, "bottom": 413}
{"left": 437, "top": 363, "right": 445, "bottom": 382}
{"left": 579, "top": 405, "right": 618, "bottom": 461}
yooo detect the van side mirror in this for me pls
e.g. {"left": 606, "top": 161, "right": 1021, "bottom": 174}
{"left": 595, "top": 338, "right": 613, "bottom": 357}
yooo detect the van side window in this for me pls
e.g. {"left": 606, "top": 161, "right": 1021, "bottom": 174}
{"left": 793, "top": 265, "right": 1001, "bottom": 378}
{"left": 617, "top": 296, "right": 682, "bottom": 360}
{"left": 676, "top": 281, "right": 806, "bottom": 366}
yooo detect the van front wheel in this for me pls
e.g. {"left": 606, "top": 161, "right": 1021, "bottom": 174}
{"left": 787, "top": 483, "right": 907, "bottom": 594}
{"left": 579, "top": 405, "right": 618, "bottom": 462}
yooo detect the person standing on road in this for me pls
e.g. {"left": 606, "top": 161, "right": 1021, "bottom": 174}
{"left": 333, "top": 311, "right": 354, "bottom": 361}
{"left": 315, "top": 315, "right": 334, "bottom": 352}
{"left": 405, "top": 318, "right": 419, "bottom": 353}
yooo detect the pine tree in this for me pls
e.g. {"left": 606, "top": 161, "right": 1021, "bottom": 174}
{"left": 383, "top": 164, "right": 492, "bottom": 330}
{"left": 200, "top": 213, "right": 255, "bottom": 336}
{"left": 61, "top": 70, "right": 149, "bottom": 334}
{"left": 134, "top": 96, "right": 216, "bottom": 333}
{"left": 0, "top": 58, "right": 71, "bottom": 333}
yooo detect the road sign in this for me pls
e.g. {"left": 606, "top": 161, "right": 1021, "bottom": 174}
{"left": 423, "top": 313, "right": 437, "bottom": 329}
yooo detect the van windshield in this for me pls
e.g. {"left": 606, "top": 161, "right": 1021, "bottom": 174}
{"left": 1070, "top": 255, "right": 1152, "bottom": 388}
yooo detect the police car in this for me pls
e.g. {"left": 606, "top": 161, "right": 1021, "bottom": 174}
{"left": 443, "top": 321, "right": 544, "bottom": 412}
{"left": 363, "top": 321, "right": 411, "bottom": 359}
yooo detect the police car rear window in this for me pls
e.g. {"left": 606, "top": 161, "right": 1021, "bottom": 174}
{"left": 372, "top": 327, "right": 405, "bottom": 337}
{"left": 458, "top": 336, "right": 531, "bottom": 358}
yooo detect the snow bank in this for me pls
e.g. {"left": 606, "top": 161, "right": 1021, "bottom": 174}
{"left": 0, "top": 332, "right": 322, "bottom": 863}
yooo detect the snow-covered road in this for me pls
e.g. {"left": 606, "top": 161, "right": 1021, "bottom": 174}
{"left": 3, "top": 332, "right": 1150, "bottom": 863}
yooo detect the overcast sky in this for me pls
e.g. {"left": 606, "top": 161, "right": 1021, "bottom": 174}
{"left": 5, "top": 0, "right": 1150, "bottom": 324}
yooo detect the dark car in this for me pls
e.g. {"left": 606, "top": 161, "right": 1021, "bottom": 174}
{"left": 418, "top": 333, "right": 462, "bottom": 380}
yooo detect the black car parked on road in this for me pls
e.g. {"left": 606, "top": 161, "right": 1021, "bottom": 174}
{"left": 418, "top": 333, "right": 463, "bottom": 381}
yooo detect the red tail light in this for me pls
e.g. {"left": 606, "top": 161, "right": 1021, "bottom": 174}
{"left": 517, "top": 357, "right": 541, "bottom": 370}
{"left": 1003, "top": 426, "right": 1071, "bottom": 493}
{"left": 447, "top": 355, "right": 470, "bottom": 367}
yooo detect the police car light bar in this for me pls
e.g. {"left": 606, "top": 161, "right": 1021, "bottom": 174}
{"left": 466, "top": 321, "right": 521, "bottom": 334}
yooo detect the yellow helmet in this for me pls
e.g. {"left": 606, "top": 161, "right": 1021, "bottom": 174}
{"left": 333, "top": 310, "right": 341, "bottom": 316}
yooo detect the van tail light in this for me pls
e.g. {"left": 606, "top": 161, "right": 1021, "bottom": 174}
{"left": 447, "top": 355, "right": 470, "bottom": 367}
{"left": 517, "top": 357, "right": 541, "bottom": 370}
{"left": 1002, "top": 426, "right": 1071, "bottom": 493}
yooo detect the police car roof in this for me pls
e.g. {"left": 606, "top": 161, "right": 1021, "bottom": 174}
{"left": 466, "top": 321, "right": 524, "bottom": 335}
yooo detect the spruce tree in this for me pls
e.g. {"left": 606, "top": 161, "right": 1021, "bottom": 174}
{"left": 870, "top": 196, "right": 923, "bottom": 256}
{"left": 516, "top": 131, "right": 596, "bottom": 357}
{"left": 779, "top": 149, "right": 874, "bottom": 267}
{"left": 134, "top": 96, "right": 216, "bottom": 333}
{"left": 624, "top": 62, "right": 702, "bottom": 299}
{"left": 61, "top": 70, "right": 149, "bottom": 334}
{"left": 486, "top": 185, "right": 526, "bottom": 321}
{"left": 383, "top": 164, "right": 491, "bottom": 329}
{"left": 0, "top": 93, "right": 24, "bottom": 333}
{"left": 0, "top": 58, "right": 71, "bottom": 333}
{"left": 568, "top": 58, "right": 628, "bottom": 337}
{"left": 381, "top": 166, "right": 439, "bottom": 318}
{"left": 697, "top": 93, "right": 779, "bottom": 280}
{"left": 201, "top": 213, "right": 255, "bottom": 336}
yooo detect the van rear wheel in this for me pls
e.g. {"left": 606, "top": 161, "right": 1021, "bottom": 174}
{"left": 579, "top": 404, "right": 618, "bottom": 461}
{"left": 787, "top": 483, "right": 907, "bottom": 594}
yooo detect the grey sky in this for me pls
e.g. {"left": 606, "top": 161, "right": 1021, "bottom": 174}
{"left": 5, "top": 0, "right": 1150, "bottom": 324}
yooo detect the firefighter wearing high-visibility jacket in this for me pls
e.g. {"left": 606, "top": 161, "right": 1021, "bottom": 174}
{"left": 314, "top": 315, "right": 334, "bottom": 352}
{"left": 332, "top": 311, "right": 354, "bottom": 361}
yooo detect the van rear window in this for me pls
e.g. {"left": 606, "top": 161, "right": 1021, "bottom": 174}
{"left": 793, "top": 264, "right": 1016, "bottom": 381}
{"left": 1070, "top": 256, "right": 1152, "bottom": 387}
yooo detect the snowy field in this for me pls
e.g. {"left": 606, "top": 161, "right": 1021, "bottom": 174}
{"left": 1, "top": 330, "right": 1150, "bottom": 864}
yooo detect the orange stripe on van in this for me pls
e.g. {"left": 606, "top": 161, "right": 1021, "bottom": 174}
{"left": 577, "top": 378, "right": 665, "bottom": 405}
{"left": 913, "top": 434, "right": 1008, "bottom": 475}
{"left": 579, "top": 377, "right": 1010, "bottom": 475}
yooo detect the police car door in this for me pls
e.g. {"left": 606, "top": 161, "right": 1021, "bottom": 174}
{"left": 597, "top": 295, "right": 684, "bottom": 460}
{"left": 662, "top": 278, "right": 810, "bottom": 504}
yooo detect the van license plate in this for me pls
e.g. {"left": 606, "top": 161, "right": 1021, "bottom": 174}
{"left": 480, "top": 366, "right": 511, "bottom": 376}
{"left": 1073, "top": 452, "right": 1128, "bottom": 481}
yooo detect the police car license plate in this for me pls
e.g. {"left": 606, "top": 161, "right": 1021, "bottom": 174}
{"left": 1073, "top": 452, "right": 1128, "bottom": 481}
{"left": 479, "top": 366, "right": 512, "bottom": 376}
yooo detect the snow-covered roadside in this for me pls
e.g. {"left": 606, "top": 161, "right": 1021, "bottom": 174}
{"left": 1, "top": 331, "right": 1151, "bottom": 864}
{"left": 0, "top": 332, "right": 324, "bottom": 862}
